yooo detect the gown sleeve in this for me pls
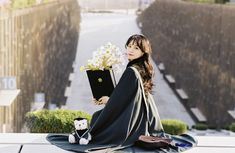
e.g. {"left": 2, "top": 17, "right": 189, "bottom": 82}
{"left": 90, "top": 67, "right": 138, "bottom": 134}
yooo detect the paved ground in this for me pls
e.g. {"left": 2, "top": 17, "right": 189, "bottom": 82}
{"left": 0, "top": 133, "right": 235, "bottom": 153}
{"left": 66, "top": 11, "right": 195, "bottom": 127}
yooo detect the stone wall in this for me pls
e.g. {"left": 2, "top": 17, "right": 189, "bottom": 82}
{"left": 139, "top": 0, "right": 235, "bottom": 127}
{"left": 0, "top": 0, "right": 80, "bottom": 132}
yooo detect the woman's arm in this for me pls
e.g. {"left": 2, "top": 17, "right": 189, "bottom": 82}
{"left": 90, "top": 68, "right": 138, "bottom": 130}
{"left": 92, "top": 67, "right": 137, "bottom": 106}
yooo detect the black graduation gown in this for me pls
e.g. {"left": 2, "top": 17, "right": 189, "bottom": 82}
{"left": 89, "top": 66, "right": 164, "bottom": 146}
{"left": 46, "top": 65, "right": 197, "bottom": 152}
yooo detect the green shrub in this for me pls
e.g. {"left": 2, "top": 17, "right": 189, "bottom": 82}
{"left": 10, "top": 0, "right": 55, "bottom": 9}
{"left": 208, "top": 125, "right": 216, "bottom": 130}
{"left": 229, "top": 123, "right": 235, "bottom": 132}
{"left": 215, "top": 0, "right": 229, "bottom": 3}
{"left": 11, "top": 0, "right": 36, "bottom": 9}
{"left": 192, "top": 123, "right": 208, "bottom": 130}
{"left": 25, "top": 109, "right": 91, "bottom": 133}
{"left": 161, "top": 119, "right": 188, "bottom": 135}
{"left": 183, "top": 0, "right": 215, "bottom": 3}
{"left": 222, "top": 124, "right": 230, "bottom": 130}
{"left": 183, "top": 0, "right": 229, "bottom": 3}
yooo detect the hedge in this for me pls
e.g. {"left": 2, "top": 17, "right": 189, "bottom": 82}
{"left": 230, "top": 123, "right": 235, "bottom": 132}
{"left": 183, "top": 0, "right": 229, "bottom": 3}
{"left": 183, "top": 0, "right": 215, "bottom": 3}
{"left": 161, "top": 119, "right": 188, "bottom": 135}
{"left": 1, "top": 0, "right": 56, "bottom": 9}
{"left": 25, "top": 109, "right": 91, "bottom": 133}
{"left": 192, "top": 123, "right": 208, "bottom": 130}
{"left": 26, "top": 110, "right": 189, "bottom": 134}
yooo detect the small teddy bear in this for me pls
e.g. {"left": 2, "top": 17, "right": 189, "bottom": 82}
{"left": 68, "top": 118, "right": 92, "bottom": 145}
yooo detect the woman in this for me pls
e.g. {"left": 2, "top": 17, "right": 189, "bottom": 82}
{"left": 47, "top": 34, "right": 196, "bottom": 152}
{"left": 89, "top": 34, "right": 164, "bottom": 146}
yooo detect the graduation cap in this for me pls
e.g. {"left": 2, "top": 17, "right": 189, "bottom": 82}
{"left": 86, "top": 69, "right": 116, "bottom": 101}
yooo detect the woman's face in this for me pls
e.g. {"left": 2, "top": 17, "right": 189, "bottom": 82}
{"left": 126, "top": 41, "right": 144, "bottom": 61}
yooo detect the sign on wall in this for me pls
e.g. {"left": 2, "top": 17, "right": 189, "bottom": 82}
{"left": 0, "top": 77, "right": 17, "bottom": 90}
{"left": 34, "top": 93, "right": 45, "bottom": 103}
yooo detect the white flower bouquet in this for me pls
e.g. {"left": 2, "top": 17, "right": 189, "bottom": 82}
{"left": 80, "top": 42, "right": 125, "bottom": 100}
{"left": 80, "top": 42, "right": 125, "bottom": 72}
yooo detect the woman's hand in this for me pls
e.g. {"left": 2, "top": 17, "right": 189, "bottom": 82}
{"left": 92, "top": 96, "right": 109, "bottom": 105}
{"left": 98, "top": 96, "right": 109, "bottom": 105}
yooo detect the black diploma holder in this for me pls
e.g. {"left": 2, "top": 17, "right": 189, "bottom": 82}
{"left": 86, "top": 69, "right": 116, "bottom": 101}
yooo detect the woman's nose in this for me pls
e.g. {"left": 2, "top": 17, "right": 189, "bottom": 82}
{"left": 128, "top": 48, "right": 134, "bottom": 53}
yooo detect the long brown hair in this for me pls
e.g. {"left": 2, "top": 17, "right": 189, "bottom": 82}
{"left": 125, "top": 34, "right": 154, "bottom": 96}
